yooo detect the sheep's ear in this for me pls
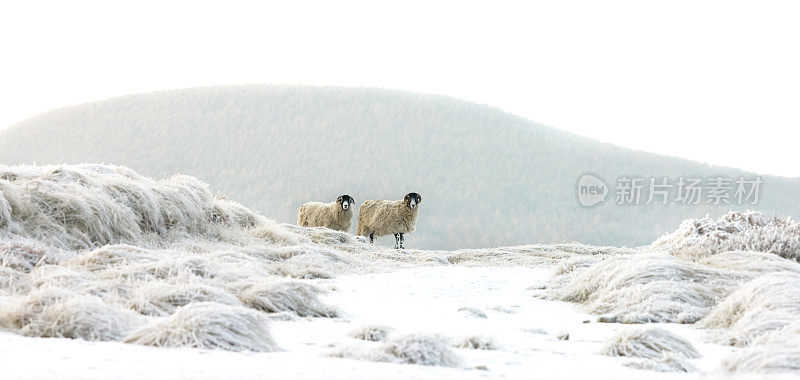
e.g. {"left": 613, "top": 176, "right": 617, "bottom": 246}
{"left": 417, "top": 194, "right": 422, "bottom": 203}
{"left": 337, "top": 196, "right": 343, "bottom": 203}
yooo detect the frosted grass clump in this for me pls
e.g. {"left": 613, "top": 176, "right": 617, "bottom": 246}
{"left": 454, "top": 335, "right": 497, "bottom": 350}
{"left": 349, "top": 324, "right": 393, "bottom": 342}
{"left": 238, "top": 281, "right": 339, "bottom": 318}
{"left": 0, "top": 164, "right": 284, "bottom": 250}
{"left": 546, "top": 253, "right": 734, "bottom": 323}
{"left": 123, "top": 302, "right": 278, "bottom": 352}
{"left": 0, "top": 287, "right": 139, "bottom": 341}
{"left": 129, "top": 283, "right": 243, "bottom": 316}
{"left": 384, "top": 334, "right": 462, "bottom": 366}
{"left": 700, "top": 273, "right": 800, "bottom": 347}
{"left": 652, "top": 211, "right": 800, "bottom": 261}
{"left": 623, "top": 352, "right": 698, "bottom": 373}
{"left": 330, "top": 334, "right": 461, "bottom": 367}
{"left": 600, "top": 328, "right": 699, "bottom": 359}
{"left": 721, "top": 346, "right": 800, "bottom": 374}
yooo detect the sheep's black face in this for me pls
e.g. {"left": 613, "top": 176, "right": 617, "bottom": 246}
{"left": 337, "top": 195, "right": 354, "bottom": 211}
{"left": 404, "top": 193, "right": 421, "bottom": 209}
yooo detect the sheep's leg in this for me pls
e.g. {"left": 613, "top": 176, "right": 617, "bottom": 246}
{"left": 394, "top": 233, "right": 400, "bottom": 249}
{"left": 369, "top": 233, "right": 375, "bottom": 244}
{"left": 399, "top": 233, "right": 405, "bottom": 249}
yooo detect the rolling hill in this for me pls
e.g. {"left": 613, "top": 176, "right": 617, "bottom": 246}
{"left": 1, "top": 85, "right": 798, "bottom": 249}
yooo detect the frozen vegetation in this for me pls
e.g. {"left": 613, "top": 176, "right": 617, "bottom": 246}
{"left": 3, "top": 85, "right": 800, "bottom": 250}
{"left": 0, "top": 164, "right": 799, "bottom": 378}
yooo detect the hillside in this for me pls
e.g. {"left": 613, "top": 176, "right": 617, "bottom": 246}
{"left": 1, "top": 85, "right": 799, "bottom": 249}
{"left": 0, "top": 164, "right": 798, "bottom": 377}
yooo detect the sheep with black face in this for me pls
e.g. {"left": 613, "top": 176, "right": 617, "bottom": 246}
{"left": 297, "top": 195, "right": 355, "bottom": 232}
{"left": 357, "top": 193, "right": 421, "bottom": 249}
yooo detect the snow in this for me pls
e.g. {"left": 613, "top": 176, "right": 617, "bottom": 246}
{"left": 2, "top": 164, "right": 799, "bottom": 379}
{"left": 0, "top": 266, "right": 741, "bottom": 379}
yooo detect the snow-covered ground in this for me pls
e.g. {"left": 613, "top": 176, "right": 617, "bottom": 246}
{"left": 0, "top": 266, "right": 743, "bottom": 379}
{"left": 2, "top": 164, "right": 799, "bottom": 379}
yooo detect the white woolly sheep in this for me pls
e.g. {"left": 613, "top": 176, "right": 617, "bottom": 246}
{"left": 297, "top": 195, "right": 354, "bottom": 232}
{"left": 357, "top": 193, "right": 421, "bottom": 249}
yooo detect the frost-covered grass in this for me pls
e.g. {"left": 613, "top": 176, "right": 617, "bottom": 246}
{"left": 331, "top": 334, "right": 462, "bottom": 367}
{"left": 543, "top": 211, "right": 800, "bottom": 375}
{"left": 0, "top": 164, "right": 360, "bottom": 351}
{"left": 453, "top": 335, "right": 497, "bottom": 350}
{"left": 349, "top": 324, "right": 393, "bottom": 342}
{"left": 545, "top": 252, "right": 734, "bottom": 324}
{"left": 2, "top": 164, "right": 800, "bottom": 376}
{"left": 123, "top": 302, "right": 279, "bottom": 352}
{"left": 0, "top": 164, "right": 605, "bottom": 354}
{"left": 600, "top": 328, "right": 699, "bottom": 360}
{"left": 699, "top": 273, "right": 800, "bottom": 347}
{"left": 652, "top": 210, "right": 800, "bottom": 261}
{"left": 721, "top": 345, "right": 800, "bottom": 374}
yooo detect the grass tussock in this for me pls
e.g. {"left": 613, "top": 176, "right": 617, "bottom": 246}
{"left": 349, "top": 324, "right": 393, "bottom": 342}
{"left": 454, "top": 335, "right": 497, "bottom": 350}
{"left": 123, "top": 302, "right": 278, "bottom": 352}
{"left": 600, "top": 328, "right": 699, "bottom": 359}
{"left": 238, "top": 281, "right": 338, "bottom": 318}
{"left": 0, "top": 287, "right": 139, "bottom": 341}
{"left": 330, "top": 334, "right": 461, "bottom": 367}
{"left": 721, "top": 345, "right": 800, "bottom": 374}
{"left": 699, "top": 273, "right": 800, "bottom": 347}
{"left": 385, "top": 334, "right": 462, "bottom": 366}
{"left": 652, "top": 211, "right": 800, "bottom": 261}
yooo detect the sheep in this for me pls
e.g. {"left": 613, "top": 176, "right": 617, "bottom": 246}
{"left": 297, "top": 195, "right": 354, "bottom": 232}
{"left": 357, "top": 193, "right": 421, "bottom": 249}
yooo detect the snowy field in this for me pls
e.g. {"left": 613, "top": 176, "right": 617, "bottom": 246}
{"left": 0, "top": 266, "right": 738, "bottom": 379}
{"left": 1, "top": 164, "right": 798, "bottom": 379}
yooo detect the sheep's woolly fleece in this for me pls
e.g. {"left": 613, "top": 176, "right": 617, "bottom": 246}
{"left": 2, "top": 164, "right": 800, "bottom": 376}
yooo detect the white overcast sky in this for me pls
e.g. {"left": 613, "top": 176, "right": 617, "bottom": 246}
{"left": 1, "top": 0, "right": 798, "bottom": 176}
